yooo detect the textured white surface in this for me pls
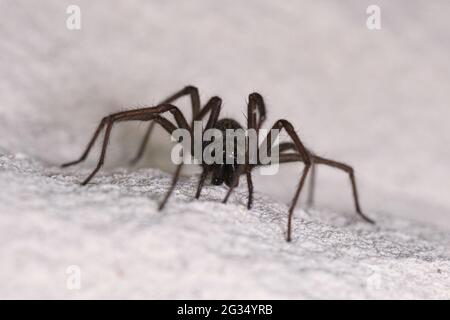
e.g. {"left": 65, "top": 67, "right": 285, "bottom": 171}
{"left": 0, "top": 151, "right": 449, "bottom": 299}
{"left": 1, "top": 0, "right": 450, "bottom": 299}
{"left": 1, "top": 0, "right": 450, "bottom": 229}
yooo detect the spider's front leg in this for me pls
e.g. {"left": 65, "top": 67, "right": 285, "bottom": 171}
{"left": 263, "top": 120, "right": 312, "bottom": 242}
{"left": 223, "top": 119, "right": 312, "bottom": 242}
{"left": 247, "top": 92, "right": 267, "bottom": 132}
{"left": 221, "top": 92, "right": 267, "bottom": 209}
{"left": 244, "top": 92, "right": 266, "bottom": 210}
{"left": 278, "top": 142, "right": 317, "bottom": 208}
{"left": 160, "top": 96, "right": 222, "bottom": 209}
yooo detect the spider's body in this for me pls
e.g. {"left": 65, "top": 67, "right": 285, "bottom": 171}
{"left": 208, "top": 118, "right": 244, "bottom": 187}
{"left": 62, "top": 86, "right": 374, "bottom": 241}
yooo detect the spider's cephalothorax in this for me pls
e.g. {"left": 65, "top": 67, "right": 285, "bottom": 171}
{"left": 208, "top": 118, "right": 244, "bottom": 188}
{"left": 62, "top": 85, "right": 374, "bottom": 241}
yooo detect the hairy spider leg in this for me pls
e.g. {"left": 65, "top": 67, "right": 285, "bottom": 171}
{"left": 223, "top": 118, "right": 311, "bottom": 242}
{"left": 276, "top": 152, "right": 374, "bottom": 225}
{"left": 62, "top": 104, "right": 190, "bottom": 185}
{"left": 160, "top": 96, "right": 222, "bottom": 209}
{"left": 130, "top": 85, "right": 201, "bottom": 165}
{"left": 277, "top": 142, "right": 317, "bottom": 207}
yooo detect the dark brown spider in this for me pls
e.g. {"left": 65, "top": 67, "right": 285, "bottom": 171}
{"left": 61, "top": 85, "right": 374, "bottom": 241}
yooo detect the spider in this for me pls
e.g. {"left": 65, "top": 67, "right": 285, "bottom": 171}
{"left": 61, "top": 85, "right": 374, "bottom": 241}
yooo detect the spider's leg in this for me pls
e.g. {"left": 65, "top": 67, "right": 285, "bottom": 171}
{"left": 81, "top": 117, "right": 113, "bottom": 185}
{"left": 222, "top": 165, "right": 253, "bottom": 209}
{"left": 222, "top": 165, "right": 245, "bottom": 204}
{"left": 160, "top": 97, "right": 222, "bottom": 208}
{"left": 66, "top": 104, "right": 190, "bottom": 186}
{"left": 277, "top": 142, "right": 295, "bottom": 153}
{"left": 151, "top": 115, "right": 190, "bottom": 210}
{"left": 311, "top": 155, "right": 374, "bottom": 224}
{"left": 131, "top": 86, "right": 201, "bottom": 165}
{"left": 158, "top": 163, "right": 183, "bottom": 210}
{"left": 194, "top": 96, "right": 222, "bottom": 127}
{"left": 223, "top": 119, "right": 311, "bottom": 241}
{"left": 277, "top": 142, "right": 316, "bottom": 207}
{"left": 192, "top": 98, "right": 223, "bottom": 199}
{"left": 246, "top": 170, "right": 254, "bottom": 210}
{"left": 247, "top": 92, "right": 267, "bottom": 131}
{"left": 161, "top": 85, "right": 201, "bottom": 116}
{"left": 61, "top": 117, "right": 107, "bottom": 168}
{"left": 276, "top": 153, "right": 374, "bottom": 224}
{"left": 259, "top": 120, "right": 312, "bottom": 242}
{"left": 306, "top": 159, "right": 316, "bottom": 208}
{"left": 80, "top": 110, "right": 160, "bottom": 185}
{"left": 221, "top": 93, "right": 266, "bottom": 208}
{"left": 195, "top": 166, "right": 210, "bottom": 199}
{"left": 62, "top": 108, "right": 158, "bottom": 170}
{"left": 129, "top": 121, "right": 155, "bottom": 165}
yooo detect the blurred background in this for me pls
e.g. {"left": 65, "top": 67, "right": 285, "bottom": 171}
{"left": 1, "top": 0, "right": 449, "bottom": 228}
